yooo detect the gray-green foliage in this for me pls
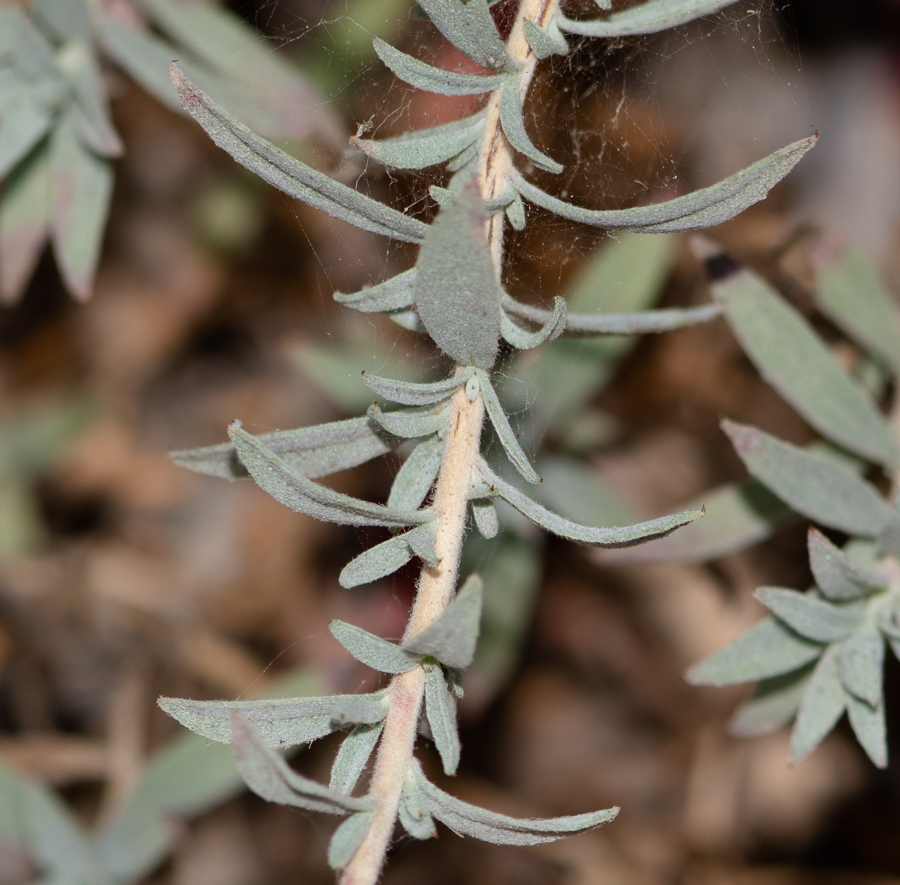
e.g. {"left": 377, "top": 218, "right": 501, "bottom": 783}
{"left": 0, "top": 0, "right": 336, "bottom": 303}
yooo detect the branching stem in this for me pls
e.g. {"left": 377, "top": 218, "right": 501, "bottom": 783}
{"left": 339, "top": 3, "right": 558, "bottom": 882}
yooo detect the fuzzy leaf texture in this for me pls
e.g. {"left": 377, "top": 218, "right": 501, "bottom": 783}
{"left": 374, "top": 38, "right": 503, "bottom": 95}
{"left": 330, "top": 723, "right": 384, "bottom": 796}
{"left": 790, "top": 645, "right": 847, "bottom": 765}
{"left": 807, "top": 528, "right": 885, "bottom": 601}
{"left": 425, "top": 661, "right": 461, "bottom": 775}
{"left": 754, "top": 588, "right": 864, "bottom": 643}
{"left": 362, "top": 368, "right": 474, "bottom": 406}
{"left": 558, "top": 0, "right": 739, "bottom": 36}
{"left": 416, "top": 0, "right": 513, "bottom": 70}
{"left": 329, "top": 621, "right": 421, "bottom": 674}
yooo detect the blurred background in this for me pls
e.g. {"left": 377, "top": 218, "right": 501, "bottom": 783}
{"left": 1, "top": 1, "right": 900, "bottom": 883}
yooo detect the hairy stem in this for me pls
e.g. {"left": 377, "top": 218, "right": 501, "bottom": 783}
{"left": 339, "top": 3, "right": 558, "bottom": 882}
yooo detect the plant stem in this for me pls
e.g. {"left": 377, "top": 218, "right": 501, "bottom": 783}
{"left": 339, "top": 3, "right": 558, "bottom": 882}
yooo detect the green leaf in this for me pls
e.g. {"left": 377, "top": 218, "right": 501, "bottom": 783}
{"left": 387, "top": 435, "right": 444, "bottom": 511}
{"left": 399, "top": 765, "right": 437, "bottom": 839}
{"left": 168, "top": 65, "right": 427, "bottom": 243}
{"left": 411, "top": 760, "right": 619, "bottom": 845}
{"left": 755, "top": 587, "right": 863, "bottom": 643}
{"left": 172, "top": 416, "right": 393, "bottom": 482}
{"left": 838, "top": 623, "right": 884, "bottom": 707}
{"left": 523, "top": 18, "right": 569, "bottom": 59}
{"left": 335, "top": 268, "right": 416, "bottom": 313}
{"left": 416, "top": 0, "right": 513, "bottom": 70}
{"left": 31, "top": 0, "right": 92, "bottom": 41}
{"left": 807, "top": 528, "right": 884, "bottom": 601}
{"left": 339, "top": 534, "right": 415, "bottom": 589}
{"left": 790, "top": 645, "right": 847, "bottom": 765}
{"left": 472, "top": 498, "right": 499, "bottom": 538}
{"left": 0, "top": 91, "right": 52, "bottom": 180}
{"left": 362, "top": 368, "right": 474, "bottom": 406}
{"left": 158, "top": 692, "right": 387, "bottom": 748}
{"left": 476, "top": 460, "right": 703, "bottom": 547}
{"left": 356, "top": 111, "right": 485, "bottom": 170}
{"left": 330, "top": 722, "right": 384, "bottom": 795}
{"left": 330, "top": 620, "right": 421, "bottom": 674}
{"left": 878, "top": 502, "right": 900, "bottom": 557}
{"left": 328, "top": 811, "right": 375, "bottom": 870}
{"left": 686, "top": 617, "right": 823, "bottom": 686}
{"left": 498, "top": 76, "right": 562, "bottom": 174}
{"left": 506, "top": 191, "right": 526, "bottom": 229}
{"left": 230, "top": 422, "right": 430, "bottom": 528}
{"left": 847, "top": 693, "right": 887, "bottom": 768}
{"left": 415, "top": 181, "right": 501, "bottom": 369}
{"left": 716, "top": 266, "right": 899, "bottom": 468}
{"left": 512, "top": 136, "right": 816, "bottom": 232}
{"left": 729, "top": 667, "right": 813, "bottom": 738}
{"left": 499, "top": 297, "right": 567, "bottom": 348}
{"left": 424, "top": 661, "right": 461, "bottom": 775}
{"left": 367, "top": 402, "right": 448, "bottom": 439}
{"left": 0, "top": 140, "right": 50, "bottom": 303}
{"left": 404, "top": 574, "right": 483, "bottom": 669}
{"left": 374, "top": 37, "right": 504, "bottom": 95}
{"left": 231, "top": 713, "right": 374, "bottom": 814}
{"left": 722, "top": 421, "right": 891, "bottom": 536}
{"left": 479, "top": 371, "right": 540, "bottom": 483}
{"left": 558, "top": 0, "right": 739, "bottom": 37}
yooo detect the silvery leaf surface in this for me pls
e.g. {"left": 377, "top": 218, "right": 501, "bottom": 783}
{"left": 339, "top": 535, "right": 415, "bottom": 589}
{"left": 158, "top": 692, "right": 388, "bottom": 748}
{"left": 506, "top": 191, "right": 526, "bottom": 229}
{"left": 405, "top": 519, "right": 440, "bottom": 565}
{"left": 558, "top": 0, "right": 739, "bottom": 36}
{"left": 498, "top": 77, "right": 563, "bottom": 174}
{"left": 472, "top": 498, "right": 499, "bottom": 538}
{"left": 807, "top": 528, "right": 884, "bottom": 601}
{"left": 0, "top": 89, "right": 52, "bottom": 180}
{"left": 715, "top": 265, "right": 898, "bottom": 469}
{"left": 411, "top": 760, "right": 619, "bottom": 845}
{"left": 754, "top": 587, "right": 864, "bottom": 644}
{"left": 838, "top": 623, "right": 884, "bottom": 707}
{"left": 415, "top": 181, "right": 501, "bottom": 369}
{"left": 722, "top": 420, "right": 891, "bottom": 537}
{"left": 362, "top": 368, "right": 473, "bottom": 406}
{"left": 729, "top": 667, "right": 812, "bottom": 738}
{"left": 169, "top": 65, "right": 427, "bottom": 243}
{"left": 31, "top": 0, "right": 92, "bottom": 41}
{"left": 355, "top": 112, "right": 485, "bottom": 170}
{"left": 374, "top": 38, "right": 504, "bottom": 95}
{"left": 879, "top": 503, "right": 900, "bottom": 557}
{"left": 847, "top": 692, "right": 888, "bottom": 768}
{"left": 368, "top": 402, "right": 447, "bottom": 439}
{"left": 523, "top": 18, "right": 569, "bottom": 58}
{"left": 512, "top": 136, "right": 816, "bottom": 233}
{"left": 499, "top": 297, "right": 567, "bottom": 348}
{"left": 328, "top": 811, "right": 375, "bottom": 870}
{"left": 399, "top": 766, "right": 437, "bottom": 839}
{"left": 686, "top": 617, "right": 823, "bottom": 686}
{"left": 476, "top": 460, "right": 703, "bottom": 547}
{"left": 231, "top": 713, "right": 373, "bottom": 814}
{"left": 404, "top": 574, "right": 484, "bottom": 669}
{"left": 479, "top": 371, "right": 540, "bottom": 483}
{"left": 335, "top": 268, "right": 416, "bottom": 313}
{"left": 230, "top": 422, "right": 430, "bottom": 528}
{"left": 790, "top": 645, "right": 847, "bottom": 765}
{"left": 172, "top": 416, "right": 393, "bottom": 481}
{"left": 330, "top": 722, "right": 384, "bottom": 795}
{"left": 330, "top": 620, "right": 421, "bottom": 674}
{"left": 425, "top": 661, "right": 461, "bottom": 775}
{"left": 416, "top": 0, "right": 513, "bottom": 70}
{"left": 387, "top": 435, "right": 444, "bottom": 511}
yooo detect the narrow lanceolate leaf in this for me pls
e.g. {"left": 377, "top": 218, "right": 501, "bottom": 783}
{"left": 355, "top": 112, "right": 486, "bottom": 170}
{"left": 476, "top": 461, "right": 703, "bottom": 547}
{"left": 729, "top": 668, "right": 813, "bottom": 738}
{"left": 416, "top": 0, "right": 513, "bottom": 70}
{"left": 368, "top": 402, "right": 447, "bottom": 439}
{"left": 362, "top": 368, "right": 473, "bottom": 406}
{"left": 479, "top": 371, "right": 540, "bottom": 483}
{"left": 339, "top": 535, "right": 415, "bottom": 589}
{"left": 722, "top": 421, "right": 891, "bottom": 537}
{"left": 399, "top": 766, "right": 438, "bottom": 839}
{"left": 172, "top": 416, "right": 392, "bottom": 481}
{"left": 503, "top": 294, "right": 720, "bottom": 335}
{"left": 404, "top": 574, "right": 484, "bottom": 669}
{"left": 686, "top": 617, "right": 823, "bottom": 686}
{"left": 499, "top": 298, "right": 567, "bottom": 349}
{"left": 754, "top": 588, "right": 863, "bottom": 644}
{"left": 715, "top": 266, "right": 899, "bottom": 469}
{"left": 512, "top": 136, "right": 816, "bottom": 233}
{"left": 158, "top": 693, "right": 388, "bottom": 748}
{"left": 424, "top": 662, "right": 461, "bottom": 775}
{"left": 328, "top": 811, "right": 375, "bottom": 870}
{"left": 558, "top": 0, "right": 738, "bottom": 36}
{"left": 0, "top": 93, "right": 52, "bottom": 179}
{"left": 330, "top": 723, "right": 384, "bottom": 795}
{"left": 374, "top": 38, "right": 504, "bottom": 96}
{"left": 807, "top": 528, "right": 884, "bottom": 601}
{"left": 415, "top": 181, "right": 501, "bottom": 369}
{"left": 472, "top": 498, "right": 499, "bottom": 538}
{"left": 334, "top": 269, "right": 416, "bottom": 313}
{"left": 231, "top": 713, "right": 373, "bottom": 814}
{"left": 411, "top": 760, "right": 619, "bottom": 845}
{"left": 790, "top": 645, "right": 847, "bottom": 765}
{"left": 330, "top": 621, "right": 420, "bottom": 674}
{"left": 498, "top": 77, "right": 563, "bottom": 174}
{"left": 50, "top": 112, "right": 113, "bottom": 301}
{"left": 506, "top": 192, "right": 526, "bottom": 230}
{"left": 0, "top": 141, "right": 50, "bottom": 304}
{"left": 169, "top": 65, "right": 427, "bottom": 244}
{"left": 838, "top": 623, "right": 884, "bottom": 707}
{"left": 847, "top": 693, "right": 888, "bottom": 768}
{"left": 387, "top": 436, "right": 444, "bottom": 511}
{"left": 230, "top": 422, "right": 429, "bottom": 528}
{"left": 523, "top": 18, "right": 569, "bottom": 59}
